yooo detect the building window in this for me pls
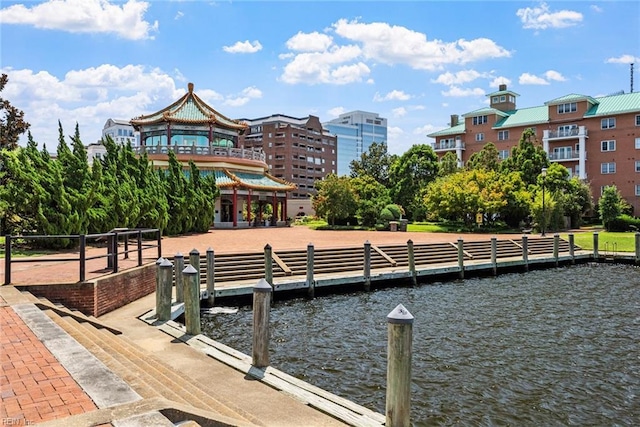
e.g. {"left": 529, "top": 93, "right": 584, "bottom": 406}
{"left": 475, "top": 133, "right": 484, "bottom": 142}
{"left": 636, "top": 161, "right": 640, "bottom": 172}
{"left": 498, "top": 149, "right": 509, "bottom": 160}
{"left": 492, "top": 96, "right": 499, "bottom": 103}
{"left": 472, "top": 115, "right": 488, "bottom": 125}
{"left": 500, "top": 95, "right": 506, "bottom": 102}
{"left": 636, "top": 185, "right": 640, "bottom": 196}
{"left": 601, "top": 162, "right": 616, "bottom": 174}
{"left": 557, "top": 102, "right": 577, "bottom": 114}
{"left": 636, "top": 115, "right": 640, "bottom": 126}
{"left": 601, "top": 118, "right": 616, "bottom": 129}
{"left": 636, "top": 138, "right": 640, "bottom": 149}
{"left": 509, "top": 95, "right": 515, "bottom": 103}
{"left": 498, "top": 130, "right": 509, "bottom": 141}
{"left": 601, "top": 140, "right": 616, "bottom": 152}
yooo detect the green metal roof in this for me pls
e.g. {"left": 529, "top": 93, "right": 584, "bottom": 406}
{"left": 493, "top": 106, "right": 548, "bottom": 129}
{"left": 462, "top": 107, "right": 508, "bottom": 118}
{"left": 545, "top": 93, "right": 598, "bottom": 106}
{"left": 427, "top": 123, "right": 465, "bottom": 137}
{"left": 584, "top": 92, "right": 640, "bottom": 117}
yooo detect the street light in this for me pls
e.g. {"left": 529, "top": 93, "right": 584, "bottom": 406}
{"left": 541, "top": 167, "right": 547, "bottom": 237}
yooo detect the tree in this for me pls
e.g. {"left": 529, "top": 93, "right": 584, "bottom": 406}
{"left": 389, "top": 144, "right": 439, "bottom": 221}
{"left": 0, "top": 74, "right": 30, "bottom": 150}
{"left": 599, "top": 186, "right": 623, "bottom": 231}
{"left": 500, "top": 128, "right": 549, "bottom": 186}
{"left": 467, "top": 142, "right": 500, "bottom": 171}
{"left": 349, "top": 142, "right": 394, "bottom": 186}
{"left": 438, "top": 151, "right": 459, "bottom": 177}
{"left": 351, "top": 175, "right": 392, "bottom": 227}
{"left": 312, "top": 174, "right": 358, "bottom": 226}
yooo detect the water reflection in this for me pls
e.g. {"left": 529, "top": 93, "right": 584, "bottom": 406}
{"left": 202, "top": 264, "right": 640, "bottom": 426}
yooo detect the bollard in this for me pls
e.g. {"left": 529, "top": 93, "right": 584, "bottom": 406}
{"left": 183, "top": 265, "right": 201, "bottom": 335}
{"left": 593, "top": 232, "right": 599, "bottom": 259}
{"left": 553, "top": 234, "right": 559, "bottom": 266}
{"left": 306, "top": 243, "right": 315, "bottom": 298}
{"left": 490, "top": 236, "right": 497, "bottom": 276}
{"left": 407, "top": 240, "right": 416, "bottom": 286}
{"left": 522, "top": 235, "right": 529, "bottom": 271}
{"left": 364, "top": 240, "right": 371, "bottom": 291}
{"left": 386, "top": 304, "right": 413, "bottom": 427}
{"left": 206, "top": 247, "right": 215, "bottom": 307}
{"left": 174, "top": 253, "right": 184, "bottom": 303}
{"left": 457, "top": 237, "right": 464, "bottom": 279}
{"left": 252, "top": 278, "right": 272, "bottom": 368}
{"left": 189, "top": 248, "right": 201, "bottom": 287}
{"left": 636, "top": 233, "right": 640, "bottom": 264}
{"left": 264, "top": 244, "right": 274, "bottom": 302}
{"left": 156, "top": 259, "right": 173, "bottom": 321}
{"left": 569, "top": 233, "right": 575, "bottom": 264}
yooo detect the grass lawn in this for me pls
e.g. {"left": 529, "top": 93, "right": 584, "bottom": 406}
{"left": 561, "top": 231, "right": 638, "bottom": 253}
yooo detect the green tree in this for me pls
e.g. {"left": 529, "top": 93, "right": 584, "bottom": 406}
{"left": 438, "top": 151, "right": 459, "bottom": 177}
{"left": 349, "top": 142, "right": 394, "bottom": 186}
{"left": 389, "top": 144, "right": 439, "bottom": 221}
{"left": 599, "top": 186, "right": 623, "bottom": 231}
{"left": 0, "top": 74, "right": 30, "bottom": 150}
{"left": 500, "top": 128, "right": 549, "bottom": 186}
{"left": 467, "top": 142, "right": 500, "bottom": 171}
{"left": 163, "top": 150, "right": 189, "bottom": 235}
{"left": 312, "top": 174, "right": 358, "bottom": 226}
{"left": 351, "top": 175, "right": 392, "bottom": 227}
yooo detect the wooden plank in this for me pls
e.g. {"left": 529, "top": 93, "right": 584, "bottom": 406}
{"left": 371, "top": 245, "right": 397, "bottom": 267}
{"left": 272, "top": 252, "right": 293, "bottom": 275}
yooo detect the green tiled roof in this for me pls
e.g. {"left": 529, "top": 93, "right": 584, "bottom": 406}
{"left": 584, "top": 92, "right": 640, "bottom": 117}
{"left": 214, "top": 170, "right": 236, "bottom": 186}
{"left": 493, "top": 106, "right": 548, "bottom": 129}
{"left": 231, "top": 172, "right": 296, "bottom": 190}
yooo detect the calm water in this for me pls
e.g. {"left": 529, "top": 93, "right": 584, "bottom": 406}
{"left": 202, "top": 264, "right": 640, "bottom": 426}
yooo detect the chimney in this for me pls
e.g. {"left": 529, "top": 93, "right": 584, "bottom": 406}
{"left": 450, "top": 114, "right": 459, "bottom": 127}
{"left": 499, "top": 84, "right": 507, "bottom": 91}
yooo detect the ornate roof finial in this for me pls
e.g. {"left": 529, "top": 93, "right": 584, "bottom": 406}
{"left": 188, "top": 82, "right": 194, "bottom": 93}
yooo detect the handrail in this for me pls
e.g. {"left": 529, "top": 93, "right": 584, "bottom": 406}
{"left": 4, "top": 229, "right": 162, "bottom": 285}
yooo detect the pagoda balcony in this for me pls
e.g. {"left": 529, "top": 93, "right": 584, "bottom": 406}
{"left": 134, "top": 145, "right": 266, "bottom": 162}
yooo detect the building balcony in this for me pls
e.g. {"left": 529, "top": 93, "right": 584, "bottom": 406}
{"left": 548, "top": 151, "right": 580, "bottom": 161}
{"left": 134, "top": 145, "right": 266, "bottom": 162}
{"left": 545, "top": 127, "right": 588, "bottom": 140}
{"left": 432, "top": 142, "right": 465, "bottom": 152}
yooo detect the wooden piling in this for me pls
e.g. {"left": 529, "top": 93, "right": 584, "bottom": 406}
{"left": 407, "top": 240, "right": 416, "bottom": 286}
{"left": 183, "top": 264, "right": 201, "bottom": 335}
{"left": 306, "top": 243, "right": 315, "bottom": 298}
{"left": 155, "top": 256, "right": 165, "bottom": 312}
{"left": 569, "top": 233, "right": 575, "bottom": 264}
{"left": 206, "top": 247, "right": 215, "bottom": 307}
{"left": 490, "top": 237, "right": 497, "bottom": 276}
{"left": 174, "top": 253, "right": 184, "bottom": 303}
{"left": 189, "top": 248, "right": 201, "bottom": 287}
{"left": 156, "top": 259, "right": 173, "bottom": 321}
{"left": 635, "top": 233, "right": 640, "bottom": 264}
{"left": 364, "top": 240, "right": 371, "bottom": 291}
{"left": 252, "top": 278, "right": 272, "bottom": 368}
{"left": 593, "top": 232, "right": 599, "bottom": 259}
{"left": 522, "top": 235, "right": 529, "bottom": 271}
{"left": 264, "top": 244, "right": 273, "bottom": 302}
{"left": 386, "top": 303, "right": 413, "bottom": 427}
{"left": 457, "top": 237, "right": 464, "bottom": 279}
{"left": 553, "top": 234, "right": 559, "bottom": 266}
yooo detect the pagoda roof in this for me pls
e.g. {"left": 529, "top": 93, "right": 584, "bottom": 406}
{"left": 214, "top": 170, "right": 297, "bottom": 191}
{"left": 131, "top": 83, "right": 248, "bottom": 131}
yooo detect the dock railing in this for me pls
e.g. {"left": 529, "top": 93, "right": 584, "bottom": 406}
{"left": 4, "top": 228, "right": 162, "bottom": 285}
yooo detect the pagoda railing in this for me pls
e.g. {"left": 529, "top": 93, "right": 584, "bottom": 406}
{"left": 134, "top": 145, "right": 266, "bottom": 162}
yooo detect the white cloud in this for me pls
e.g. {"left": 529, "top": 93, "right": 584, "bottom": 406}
{"left": 441, "top": 86, "right": 485, "bottom": 97}
{"left": 519, "top": 73, "right": 550, "bottom": 85}
{"left": 286, "top": 31, "right": 333, "bottom": 52}
{"left": 373, "top": 90, "right": 411, "bottom": 102}
{"left": 175, "top": 11, "right": 184, "bottom": 20}
{"left": 196, "top": 89, "right": 224, "bottom": 105}
{"left": 432, "top": 70, "right": 486, "bottom": 85}
{"left": 516, "top": 2, "right": 583, "bottom": 30}
{"left": 0, "top": 0, "right": 158, "bottom": 40}
{"left": 386, "top": 126, "right": 406, "bottom": 155}
{"left": 590, "top": 5, "right": 603, "bottom": 13}
{"left": 392, "top": 107, "right": 407, "bottom": 118}
{"left": 606, "top": 54, "right": 640, "bottom": 64}
{"left": 223, "top": 86, "right": 263, "bottom": 107}
{"left": 327, "top": 107, "right": 346, "bottom": 118}
{"left": 280, "top": 45, "right": 368, "bottom": 85}
{"left": 413, "top": 124, "right": 435, "bottom": 135}
{"left": 544, "top": 70, "right": 566, "bottom": 81}
{"left": 489, "top": 76, "right": 512, "bottom": 88}
{"left": 223, "top": 40, "right": 263, "bottom": 54}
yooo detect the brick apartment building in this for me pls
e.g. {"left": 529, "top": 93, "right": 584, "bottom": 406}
{"left": 238, "top": 114, "right": 338, "bottom": 202}
{"left": 428, "top": 85, "right": 640, "bottom": 214}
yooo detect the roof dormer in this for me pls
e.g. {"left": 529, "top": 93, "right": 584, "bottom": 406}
{"left": 488, "top": 84, "right": 519, "bottom": 112}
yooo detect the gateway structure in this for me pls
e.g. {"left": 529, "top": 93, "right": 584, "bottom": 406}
{"left": 130, "top": 83, "right": 296, "bottom": 228}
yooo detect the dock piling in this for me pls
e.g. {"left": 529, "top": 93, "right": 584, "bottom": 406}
{"left": 364, "top": 241, "right": 371, "bottom": 291}
{"left": 522, "top": 235, "right": 529, "bottom": 271}
{"left": 206, "top": 247, "right": 215, "bottom": 307}
{"left": 457, "top": 237, "right": 464, "bottom": 279}
{"left": 407, "top": 240, "right": 416, "bottom": 286}
{"left": 636, "top": 233, "right": 640, "bottom": 264}
{"left": 183, "top": 264, "right": 201, "bottom": 335}
{"left": 264, "top": 244, "right": 273, "bottom": 302}
{"left": 252, "top": 278, "right": 272, "bottom": 368}
{"left": 174, "top": 253, "right": 184, "bottom": 303}
{"left": 157, "top": 259, "right": 173, "bottom": 322}
{"left": 386, "top": 304, "right": 413, "bottom": 427}
{"left": 553, "top": 234, "right": 559, "bottom": 266}
{"left": 189, "top": 248, "right": 201, "bottom": 287}
{"left": 307, "top": 243, "right": 315, "bottom": 298}
{"left": 569, "top": 234, "right": 575, "bottom": 264}
{"left": 593, "top": 232, "right": 599, "bottom": 259}
{"left": 491, "top": 237, "right": 497, "bottom": 276}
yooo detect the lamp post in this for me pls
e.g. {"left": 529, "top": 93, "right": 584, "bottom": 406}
{"left": 541, "top": 167, "right": 547, "bottom": 237}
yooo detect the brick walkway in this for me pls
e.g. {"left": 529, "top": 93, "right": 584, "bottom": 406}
{"left": 0, "top": 300, "right": 97, "bottom": 425}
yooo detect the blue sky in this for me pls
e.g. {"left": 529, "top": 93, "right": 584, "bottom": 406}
{"left": 1, "top": 0, "right": 639, "bottom": 155}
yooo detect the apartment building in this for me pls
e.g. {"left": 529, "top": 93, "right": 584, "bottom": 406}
{"left": 238, "top": 114, "right": 337, "bottom": 201}
{"left": 428, "top": 85, "right": 640, "bottom": 214}
{"left": 87, "top": 119, "right": 140, "bottom": 163}
{"left": 323, "top": 111, "right": 387, "bottom": 176}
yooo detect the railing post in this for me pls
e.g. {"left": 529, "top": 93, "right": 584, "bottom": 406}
{"left": 569, "top": 233, "right": 575, "bottom": 264}
{"left": 183, "top": 265, "right": 201, "bottom": 335}
{"left": 252, "top": 278, "right": 272, "bottom": 368}
{"left": 386, "top": 304, "right": 413, "bottom": 427}
{"left": 490, "top": 236, "right": 497, "bottom": 276}
{"left": 174, "top": 253, "right": 185, "bottom": 303}
{"left": 364, "top": 240, "right": 371, "bottom": 291}
{"left": 79, "top": 235, "right": 86, "bottom": 282}
{"left": 124, "top": 233, "right": 129, "bottom": 259}
{"left": 112, "top": 231, "right": 119, "bottom": 273}
{"left": 457, "top": 237, "right": 464, "bottom": 279}
{"left": 593, "top": 232, "right": 599, "bottom": 260}
{"left": 206, "top": 247, "right": 215, "bottom": 307}
{"left": 407, "top": 240, "right": 416, "bottom": 286}
{"left": 157, "top": 259, "right": 173, "bottom": 322}
{"left": 635, "top": 232, "right": 640, "bottom": 264}
{"left": 553, "top": 233, "right": 559, "bottom": 266}
{"left": 189, "top": 248, "right": 201, "bottom": 287}
{"left": 306, "top": 242, "right": 315, "bottom": 298}
{"left": 522, "top": 235, "right": 529, "bottom": 271}
{"left": 137, "top": 230, "right": 143, "bottom": 266}
{"left": 4, "top": 235, "right": 11, "bottom": 285}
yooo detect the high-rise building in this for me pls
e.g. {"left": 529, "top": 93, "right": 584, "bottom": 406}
{"left": 324, "top": 111, "right": 387, "bottom": 176}
{"left": 238, "top": 114, "right": 337, "bottom": 202}
{"left": 428, "top": 85, "right": 640, "bottom": 214}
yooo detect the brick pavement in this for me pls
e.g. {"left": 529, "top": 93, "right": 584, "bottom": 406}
{"left": 0, "top": 300, "right": 98, "bottom": 425}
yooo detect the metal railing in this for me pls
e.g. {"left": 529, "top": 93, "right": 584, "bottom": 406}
{"left": 4, "top": 228, "right": 161, "bottom": 285}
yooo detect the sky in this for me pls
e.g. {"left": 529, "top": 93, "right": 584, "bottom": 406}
{"left": 1, "top": 0, "right": 639, "bottom": 155}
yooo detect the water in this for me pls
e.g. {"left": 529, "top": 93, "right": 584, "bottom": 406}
{"left": 202, "top": 264, "right": 640, "bottom": 426}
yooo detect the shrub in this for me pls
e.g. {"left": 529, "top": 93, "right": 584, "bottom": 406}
{"left": 607, "top": 215, "right": 640, "bottom": 232}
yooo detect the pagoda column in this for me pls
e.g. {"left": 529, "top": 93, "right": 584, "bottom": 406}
{"left": 167, "top": 123, "right": 172, "bottom": 146}
{"left": 283, "top": 192, "right": 288, "bottom": 221}
{"left": 272, "top": 192, "right": 278, "bottom": 224}
{"left": 247, "top": 190, "right": 252, "bottom": 224}
{"left": 233, "top": 187, "right": 238, "bottom": 227}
